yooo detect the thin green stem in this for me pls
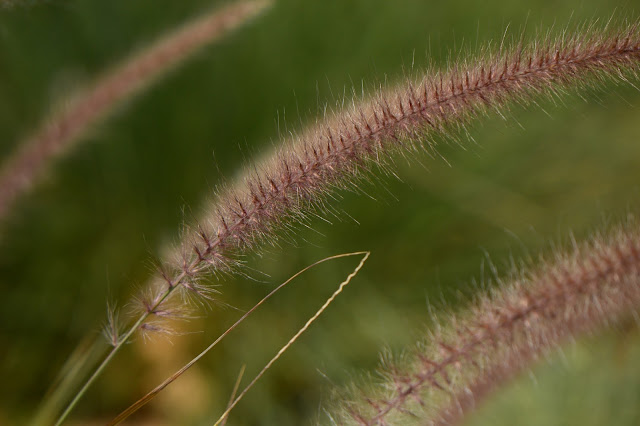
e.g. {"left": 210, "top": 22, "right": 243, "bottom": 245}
{"left": 53, "top": 271, "right": 186, "bottom": 425}
{"left": 53, "top": 317, "right": 144, "bottom": 426}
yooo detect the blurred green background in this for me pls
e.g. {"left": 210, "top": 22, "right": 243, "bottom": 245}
{"left": 1, "top": 0, "right": 640, "bottom": 424}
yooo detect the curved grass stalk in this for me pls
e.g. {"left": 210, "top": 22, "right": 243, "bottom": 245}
{"left": 0, "top": 0, "right": 271, "bottom": 224}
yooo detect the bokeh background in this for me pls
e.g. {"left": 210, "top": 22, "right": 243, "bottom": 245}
{"left": 2, "top": 0, "right": 640, "bottom": 424}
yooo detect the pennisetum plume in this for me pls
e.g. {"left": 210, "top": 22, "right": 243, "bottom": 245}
{"left": 0, "top": 0, "right": 271, "bottom": 225}
{"left": 56, "top": 20, "right": 640, "bottom": 424}
{"left": 331, "top": 221, "right": 640, "bottom": 425}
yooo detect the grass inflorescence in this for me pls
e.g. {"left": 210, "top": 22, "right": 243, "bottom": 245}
{"left": 334, "top": 221, "right": 640, "bottom": 425}
{"left": 169, "top": 21, "right": 640, "bottom": 308}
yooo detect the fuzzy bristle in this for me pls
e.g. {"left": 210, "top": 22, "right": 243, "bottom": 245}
{"left": 102, "top": 301, "right": 122, "bottom": 347}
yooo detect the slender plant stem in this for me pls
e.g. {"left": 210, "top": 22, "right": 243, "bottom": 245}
{"left": 53, "top": 271, "right": 185, "bottom": 425}
{"left": 53, "top": 317, "right": 144, "bottom": 426}
{"left": 220, "top": 365, "right": 246, "bottom": 426}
